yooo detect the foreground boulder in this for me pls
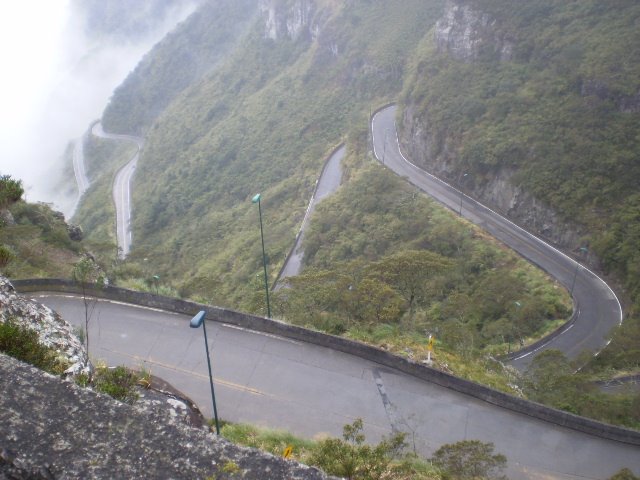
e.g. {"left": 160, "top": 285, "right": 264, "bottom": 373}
{"left": 0, "top": 354, "right": 332, "bottom": 479}
{"left": 0, "top": 276, "right": 89, "bottom": 376}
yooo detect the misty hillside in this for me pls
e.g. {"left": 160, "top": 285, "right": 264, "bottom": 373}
{"left": 72, "top": 0, "right": 199, "bottom": 42}
{"left": 76, "top": 0, "right": 639, "bottom": 390}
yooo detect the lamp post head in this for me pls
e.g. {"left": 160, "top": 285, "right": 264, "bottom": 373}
{"left": 190, "top": 310, "right": 206, "bottom": 329}
{"left": 252, "top": 193, "right": 261, "bottom": 203}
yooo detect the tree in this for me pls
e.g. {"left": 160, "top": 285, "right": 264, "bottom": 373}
{"left": 431, "top": 440, "right": 507, "bottom": 480}
{"left": 308, "top": 418, "right": 406, "bottom": 480}
{"left": 609, "top": 468, "right": 640, "bottom": 480}
{"left": 0, "top": 175, "right": 24, "bottom": 208}
{"left": 72, "top": 257, "right": 104, "bottom": 358}
{"left": 369, "top": 250, "right": 451, "bottom": 317}
{"left": 522, "top": 349, "right": 582, "bottom": 410}
{"left": 0, "top": 245, "right": 13, "bottom": 269}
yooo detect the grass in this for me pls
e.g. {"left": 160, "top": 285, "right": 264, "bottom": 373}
{"left": 0, "top": 319, "right": 69, "bottom": 375}
{"left": 220, "top": 421, "right": 443, "bottom": 480}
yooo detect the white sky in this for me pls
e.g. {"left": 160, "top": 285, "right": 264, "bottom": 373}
{"left": 0, "top": 1, "right": 194, "bottom": 214}
{"left": 0, "top": 1, "right": 70, "bottom": 190}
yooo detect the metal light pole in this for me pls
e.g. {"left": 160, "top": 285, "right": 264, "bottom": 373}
{"left": 570, "top": 247, "right": 588, "bottom": 295}
{"left": 382, "top": 129, "right": 388, "bottom": 164}
{"left": 190, "top": 310, "right": 220, "bottom": 435}
{"left": 252, "top": 193, "right": 271, "bottom": 318}
{"left": 459, "top": 173, "right": 468, "bottom": 216}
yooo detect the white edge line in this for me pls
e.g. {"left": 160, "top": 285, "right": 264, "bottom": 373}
{"left": 371, "top": 107, "right": 624, "bottom": 341}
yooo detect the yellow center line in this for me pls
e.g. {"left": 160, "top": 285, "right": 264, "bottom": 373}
{"left": 101, "top": 347, "right": 269, "bottom": 397}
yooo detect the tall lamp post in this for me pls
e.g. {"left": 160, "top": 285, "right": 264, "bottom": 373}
{"left": 190, "top": 310, "right": 220, "bottom": 435}
{"left": 570, "top": 247, "right": 589, "bottom": 295}
{"left": 459, "top": 173, "right": 468, "bottom": 216}
{"left": 252, "top": 193, "right": 271, "bottom": 318}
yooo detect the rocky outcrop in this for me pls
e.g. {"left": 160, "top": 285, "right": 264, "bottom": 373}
{"left": 434, "top": 0, "right": 513, "bottom": 62}
{"left": 0, "top": 277, "right": 89, "bottom": 376}
{"left": 399, "top": 105, "right": 585, "bottom": 252}
{"left": 581, "top": 79, "right": 640, "bottom": 113}
{"left": 0, "top": 354, "right": 332, "bottom": 480}
{"left": 259, "top": 0, "right": 317, "bottom": 41}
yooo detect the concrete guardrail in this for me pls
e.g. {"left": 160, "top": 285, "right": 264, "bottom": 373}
{"left": 12, "top": 278, "right": 640, "bottom": 447}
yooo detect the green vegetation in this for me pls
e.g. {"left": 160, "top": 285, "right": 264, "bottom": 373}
{"left": 77, "top": 0, "right": 638, "bottom": 426}
{"left": 72, "top": 133, "right": 137, "bottom": 257}
{"left": 0, "top": 175, "right": 24, "bottom": 208}
{"left": 277, "top": 165, "right": 569, "bottom": 388}
{"left": 222, "top": 418, "right": 507, "bottom": 480}
{"left": 431, "top": 440, "right": 507, "bottom": 480}
{"left": 396, "top": 0, "right": 640, "bottom": 424}
{"left": 1, "top": 201, "right": 83, "bottom": 278}
{"left": 400, "top": 0, "right": 640, "bottom": 385}
{"left": 72, "top": 257, "right": 105, "bottom": 357}
{"left": 0, "top": 319, "right": 68, "bottom": 374}
{"left": 521, "top": 349, "right": 640, "bottom": 428}
{"left": 87, "top": 0, "right": 446, "bottom": 310}
{"left": 91, "top": 365, "right": 141, "bottom": 404}
{"left": 610, "top": 469, "right": 640, "bottom": 480}
{"left": 102, "top": 0, "right": 259, "bottom": 135}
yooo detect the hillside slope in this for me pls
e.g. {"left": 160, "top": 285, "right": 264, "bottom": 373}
{"left": 399, "top": 0, "right": 640, "bottom": 374}
{"left": 101, "top": 0, "right": 445, "bottom": 307}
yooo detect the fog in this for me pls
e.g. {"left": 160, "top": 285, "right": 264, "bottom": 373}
{"left": 0, "top": 0, "right": 196, "bottom": 217}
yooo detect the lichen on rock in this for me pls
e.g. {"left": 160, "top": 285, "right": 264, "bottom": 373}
{"left": 0, "top": 276, "right": 90, "bottom": 377}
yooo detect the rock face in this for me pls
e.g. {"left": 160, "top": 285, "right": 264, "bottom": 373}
{"left": 581, "top": 79, "right": 640, "bottom": 113}
{"left": 434, "top": 0, "right": 513, "bottom": 62}
{"left": 0, "top": 354, "right": 333, "bottom": 480}
{"left": 401, "top": 1, "right": 585, "bottom": 252}
{"left": 259, "top": 0, "right": 316, "bottom": 40}
{"left": 0, "top": 277, "right": 90, "bottom": 376}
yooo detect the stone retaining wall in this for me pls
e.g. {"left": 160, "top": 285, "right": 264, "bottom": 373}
{"left": 13, "top": 278, "right": 640, "bottom": 447}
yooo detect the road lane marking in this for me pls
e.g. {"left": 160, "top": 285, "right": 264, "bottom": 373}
{"left": 371, "top": 106, "right": 624, "bottom": 358}
{"left": 221, "top": 323, "right": 302, "bottom": 345}
{"left": 102, "top": 347, "right": 269, "bottom": 397}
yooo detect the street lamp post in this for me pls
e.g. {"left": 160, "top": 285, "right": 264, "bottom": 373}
{"left": 382, "top": 129, "right": 388, "bottom": 165}
{"left": 252, "top": 193, "right": 271, "bottom": 318}
{"left": 570, "top": 247, "right": 589, "bottom": 295}
{"left": 459, "top": 173, "right": 468, "bottom": 216}
{"left": 190, "top": 310, "right": 220, "bottom": 435}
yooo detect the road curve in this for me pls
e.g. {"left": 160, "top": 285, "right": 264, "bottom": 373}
{"left": 275, "top": 145, "right": 345, "bottom": 287}
{"left": 371, "top": 105, "right": 623, "bottom": 370}
{"left": 34, "top": 293, "right": 640, "bottom": 480}
{"left": 91, "top": 123, "right": 144, "bottom": 258}
{"left": 68, "top": 137, "right": 91, "bottom": 218}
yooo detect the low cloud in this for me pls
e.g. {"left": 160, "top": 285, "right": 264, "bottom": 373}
{"left": 0, "top": 1, "right": 196, "bottom": 217}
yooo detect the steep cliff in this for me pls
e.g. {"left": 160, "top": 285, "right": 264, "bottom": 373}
{"left": 400, "top": 0, "right": 640, "bottom": 258}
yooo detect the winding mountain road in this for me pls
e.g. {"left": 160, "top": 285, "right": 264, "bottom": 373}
{"left": 46, "top": 106, "right": 637, "bottom": 478}
{"left": 275, "top": 145, "right": 345, "bottom": 286}
{"left": 91, "top": 123, "right": 144, "bottom": 258}
{"left": 372, "top": 105, "right": 623, "bottom": 370}
{"left": 34, "top": 293, "right": 640, "bottom": 480}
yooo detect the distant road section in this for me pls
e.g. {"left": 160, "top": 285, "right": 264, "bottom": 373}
{"left": 275, "top": 145, "right": 345, "bottom": 286}
{"left": 91, "top": 123, "right": 144, "bottom": 258}
{"left": 372, "top": 105, "right": 623, "bottom": 369}
{"left": 68, "top": 137, "right": 91, "bottom": 218}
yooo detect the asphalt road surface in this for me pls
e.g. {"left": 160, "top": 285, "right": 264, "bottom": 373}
{"left": 371, "top": 106, "right": 623, "bottom": 370}
{"left": 276, "top": 145, "right": 345, "bottom": 284}
{"left": 35, "top": 293, "right": 640, "bottom": 480}
{"left": 92, "top": 123, "right": 144, "bottom": 258}
{"left": 68, "top": 137, "right": 90, "bottom": 218}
